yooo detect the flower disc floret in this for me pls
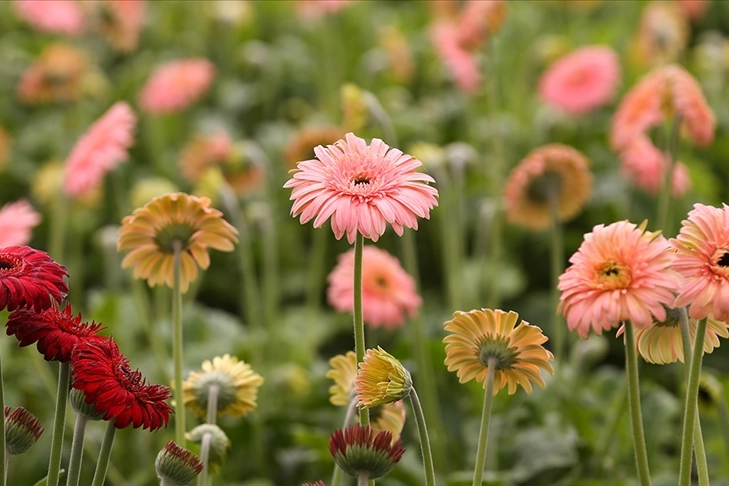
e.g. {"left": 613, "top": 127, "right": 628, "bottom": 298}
{"left": 0, "top": 246, "right": 68, "bottom": 313}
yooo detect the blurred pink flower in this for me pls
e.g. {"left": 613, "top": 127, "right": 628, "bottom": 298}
{"left": 64, "top": 102, "right": 136, "bottom": 198}
{"left": 295, "top": 0, "right": 352, "bottom": 19}
{"left": 284, "top": 132, "right": 438, "bottom": 244}
{"left": 430, "top": 21, "right": 481, "bottom": 93}
{"left": 539, "top": 45, "right": 621, "bottom": 115}
{"left": 669, "top": 64, "right": 715, "bottom": 147}
{"left": 672, "top": 203, "right": 729, "bottom": 321}
{"left": 327, "top": 246, "right": 421, "bottom": 329}
{"left": 620, "top": 135, "right": 691, "bottom": 197}
{"left": 678, "top": 0, "right": 710, "bottom": 21}
{"left": 138, "top": 58, "right": 216, "bottom": 114}
{"left": 0, "top": 200, "right": 42, "bottom": 248}
{"left": 13, "top": 0, "right": 85, "bottom": 36}
{"left": 455, "top": 0, "right": 507, "bottom": 50}
{"left": 559, "top": 221, "right": 680, "bottom": 338}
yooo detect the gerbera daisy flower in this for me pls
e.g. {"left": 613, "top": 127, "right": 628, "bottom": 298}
{"left": 504, "top": 144, "right": 592, "bottom": 231}
{"left": 284, "top": 126, "right": 347, "bottom": 169}
{"left": 181, "top": 354, "right": 263, "bottom": 419}
{"left": 117, "top": 192, "right": 238, "bottom": 293}
{"left": 285, "top": 133, "right": 438, "bottom": 244}
{"left": 329, "top": 425, "right": 405, "bottom": 480}
{"left": 0, "top": 200, "right": 42, "bottom": 248}
{"left": 558, "top": 221, "right": 681, "bottom": 338}
{"left": 4, "top": 406, "right": 43, "bottom": 456}
{"left": 13, "top": 0, "right": 85, "bottom": 36}
{"left": 538, "top": 45, "right": 621, "bottom": 115}
{"left": 455, "top": 0, "right": 507, "bottom": 50}
{"left": 89, "top": 0, "right": 145, "bottom": 53}
{"left": 71, "top": 337, "right": 173, "bottom": 430}
{"left": 0, "top": 246, "right": 68, "bottom": 313}
{"left": 672, "top": 203, "right": 729, "bottom": 321}
{"left": 609, "top": 68, "right": 665, "bottom": 151}
{"left": 64, "top": 102, "right": 137, "bottom": 199}
{"left": 430, "top": 21, "right": 481, "bottom": 93}
{"left": 138, "top": 58, "right": 216, "bottom": 114}
{"left": 155, "top": 441, "right": 203, "bottom": 486}
{"left": 443, "top": 309, "right": 553, "bottom": 394}
{"left": 354, "top": 347, "right": 412, "bottom": 408}
{"left": 327, "top": 245, "right": 421, "bottom": 329}
{"left": 16, "top": 43, "right": 89, "bottom": 105}
{"left": 619, "top": 135, "right": 691, "bottom": 197}
{"left": 6, "top": 303, "right": 104, "bottom": 362}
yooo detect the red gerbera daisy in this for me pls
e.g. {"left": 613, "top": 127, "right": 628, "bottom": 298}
{"left": 0, "top": 246, "right": 68, "bottom": 313}
{"left": 6, "top": 303, "right": 103, "bottom": 362}
{"left": 71, "top": 337, "right": 173, "bottom": 431}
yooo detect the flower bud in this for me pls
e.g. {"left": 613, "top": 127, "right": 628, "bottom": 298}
{"left": 155, "top": 440, "right": 203, "bottom": 486}
{"left": 4, "top": 406, "right": 43, "bottom": 455}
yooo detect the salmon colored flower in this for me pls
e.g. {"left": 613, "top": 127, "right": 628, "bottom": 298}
{"left": 558, "top": 221, "right": 681, "bottom": 338}
{"left": 630, "top": 2, "right": 688, "bottom": 67}
{"left": 354, "top": 347, "right": 412, "bottom": 408}
{"left": 138, "top": 58, "right": 216, "bottom": 114}
{"left": 89, "top": 0, "right": 146, "bottom": 53}
{"left": 610, "top": 69, "right": 665, "bottom": 151}
{"left": 0, "top": 246, "right": 68, "bottom": 313}
{"left": 285, "top": 133, "right": 438, "bottom": 244}
{"left": 539, "top": 45, "right": 620, "bottom": 115}
{"left": 329, "top": 425, "right": 405, "bottom": 480}
{"left": 64, "top": 102, "right": 136, "bottom": 198}
{"left": 672, "top": 203, "right": 729, "bottom": 321}
{"left": 6, "top": 303, "right": 103, "bottom": 362}
{"left": 13, "top": 0, "right": 85, "bottom": 36}
{"left": 71, "top": 337, "right": 173, "bottom": 430}
{"left": 443, "top": 309, "right": 553, "bottom": 394}
{"left": 430, "top": 21, "right": 480, "bottom": 93}
{"left": 327, "top": 246, "right": 421, "bottom": 328}
{"left": 620, "top": 135, "right": 691, "bottom": 197}
{"left": 504, "top": 144, "right": 592, "bottom": 231}
{"left": 284, "top": 126, "right": 347, "bottom": 169}
{"left": 0, "top": 200, "right": 42, "bottom": 248}
{"left": 455, "top": 0, "right": 507, "bottom": 50}
{"left": 118, "top": 193, "right": 238, "bottom": 293}
{"left": 17, "top": 43, "right": 89, "bottom": 105}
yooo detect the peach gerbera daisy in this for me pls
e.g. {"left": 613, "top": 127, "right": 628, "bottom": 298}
{"left": 327, "top": 246, "right": 421, "bottom": 329}
{"left": 538, "top": 45, "right": 621, "bottom": 115}
{"left": 117, "top": 192, "right": 238, "bottom": 293}
{"left": 13, "top": 0, "right": 85, "bottom": 36}
{"left": 0, "top": 200, "right": 42, "bottom": 248}
{"left": 443, "top": 309, "right": 553, "bottom": 395}
{"left": 504, "top": 144, "right": 592, "bottom": 231}
{"left": 558, "top": 221, "right": 681, "bottom": 338}
{"left": 620, "top": 135, "right": 691, "bottom": 197}
{"left": 284, "top": 133, "right": 438, "bottom": 244}
{"left": 64, "top": 102, "right": 136, "bottom": 198}
{"left": 672, "top": 203, "right": 729, "bottom": 321}
{"left": 138, "top": 58, "right": 216, "bottom": 114}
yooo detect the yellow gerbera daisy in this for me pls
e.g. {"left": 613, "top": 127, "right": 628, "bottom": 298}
{"left": 354, "top": 347, "right": 412, "bottom": 408}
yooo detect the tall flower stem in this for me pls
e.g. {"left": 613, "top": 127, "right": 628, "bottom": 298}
{"left": 473, "top": 358, "right": 497, "bottom": 486}
{"left": 409, "top": 389, "right": 436, "bottom": 486}
{"left": 47, "top": 362, "right": 71, "bottom": 486}
{"left": 66, "top": 414, "right": 88, "bottom": 486}
{"left": 90, "top": 421, "right": 116, "bottom": 486}
{"left": 172, "top": 240, "right": 186, "bottom": 446}
{"left": 548, "top": 194, "right": 565, "bottom": 364}
{"left": 679, "top": 317, "right": 708, "bottom": 486}
{"left": 353, "top": 233, "right": 369, "bottom": 427}
{"left": 358, "top": 472, "right": 368, "bottom": 486}
{"left": 656, "top": 115, "right": 682, "bottom": 234}
{"left": 623, "top": 321, "right": 651, "bottom": 486}
{"left": 198, "top": 384, "right": 220, "bottom": 486}
{"left": 0, "top": 355, "right": 5, "bottom": 486}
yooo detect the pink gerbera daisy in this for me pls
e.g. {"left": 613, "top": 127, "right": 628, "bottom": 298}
{"left": 430, "top": 21, "right": 481, "bottom": 93}
{"left": 0, "top": 200, "right": 42, "bottom": 248}
{"left": 558, "top": 221, "right": 681, "bottom": 338}
{"left": 620, "top": 135, "right": 691, "bottom": 197}
{"left": 671, "top": 203, "right": 729, "bottom": 321}
{"left": 284, "top": 133, "right": 438, "bottom": 244}
{"left": 327, "top": 246, "right": 421, "bottom": 329}
{"left": 538, "top": 45, "right": 621, "bottom": 115}
{"left": 13, "top": 0, "right": 85, "bottom": 36}
{"left": 138, "top": 58, "right": 216, "bottom": 115}
{"left": 64, "top": 102, "right": 136, "bottom": 198}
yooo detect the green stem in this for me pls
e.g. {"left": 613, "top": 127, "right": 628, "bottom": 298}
{"left": 409, "top": 390, "right": 436, "bottom": 486}
{"left": 358, "top": 472, "right": 368, "bottom": 486}
{"left": 0, "top": 353, "right": 5, "bottom": 486}
{"left": 66, "top": 413, "right": 88, "bottom": 486}
{"left": 656, "top": 115, "right": 682, "bottom": 234}
{"left": 172, "top": 240, "right": 186, "bottom": 446}
{"left": 47, "top": 362, "right": 71, "bottom": 486}
{"left": 197, "top": 432, "right": 212, "bottom": 486}
{"left": 548, "top": 194, "right": 565, "bottom": 364}
{"left": 624, "top": 321, "right": 651, "bottom": 486}
{"left": 353, "top": 233, "right": 369, "bottom": 427}
{"left": 206, "top": 384, "right": 219, "bottom": 426}
{"left": 679, "top": 317, "right": 708, "bottom": 486}
{"left": 90, "top": 421, "right": 116, "bottom": 486}
{"left": 473, "top": 358, "right": 497, "bottom": 486}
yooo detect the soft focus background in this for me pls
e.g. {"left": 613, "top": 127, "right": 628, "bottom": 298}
{"left": 2, "top": 1, "right": 729, "bottom": 485}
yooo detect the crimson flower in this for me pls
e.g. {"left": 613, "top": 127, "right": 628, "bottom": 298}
{"left": 71, "top": 337, "right": 173, "bottom": 431}
{"left": 0, "top": 246, "right": 68, "bottom": 312}
{"left": 6, "top": 303, "right": 103, "bottom": 362}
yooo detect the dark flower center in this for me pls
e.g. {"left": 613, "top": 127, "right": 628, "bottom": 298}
{"left": 352, "top": 175, "right": 371, "bottom": 186}
{"left": 526, "top": 169, "right": 563, "bottom": 204}
{"left": 0, "top": 256, "right": 22, "bottom": 274}
{"left": 718, "top": 251, "right": 729, "bottom": 267}
{"left": 476, "top": 334, "right": 518, "bottom": 370}
{"left": 154, "top": 223, "right": 196, "bottom": 253}
{"left": 374, "top": 276, "right": 388, "bottom": 289}
{"left": 596, "top": 260, "right": 631, "bottom": 289}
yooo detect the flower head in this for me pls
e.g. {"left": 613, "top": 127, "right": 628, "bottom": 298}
{"left": 443, "top": 309, "right": 553, "bottom": 394}
{"left": 186, "top": 424, "right": 230, "bottom": 465}
{"left": 0, "top": 200, "right": 42, "bottom": 248}
{"left": 285, "top": 133, "right": 438, "bottom": 244}
{"left": 285, "top": 126, "right": 347, "bottom": 169}
{"left": 64, "top": 102, "right": 137, "bottom": 198}
{"left": 327, "top": 246, "right": 421, "bottom": 329}
{"left": 138, "top": 58, "right": 216, "bottom": 114}
{"left": 504, "top": 144, "right": 592, "bottom": 231}
{"left": 155, "top": 440, "right": 203, "bottom": 486}
{"left": 355, "top": 347, "right": 412, "bottom": 408}
{"left": 538, "top": 45, "right": 620, "bottom": 115}
{"left": 17, "top": 43, "right": 89, "bottom": 105}
{"left": 430, "top": 21, "right": 481, "bottom": 93}
{"left": 4, "top": 406, "right": 43, "bottom": 455}
{"left": 118, "top": 192, "right": 238, "bottom": 293}
{"left": 620, "top": 135, "right": 691, "bottom": 197}
{"left": 13, "top": 0, "right": 85, "bottom": 36}
{"left": 181, "top": 354, "right": 263, "bottom": 419}
{"left": 90, "top": 0, "right": 146, "bottom": 53}
{"left": 559, "top": 221, "right": 681, "bottom": 338}
{"left": 71, "top": 337, "right": 173, "bottom": 430}
{"left": 302, "top": 482, "right": 326, "bottom": 486}
{"left": 6, "top": 303, "right": 104, "bottom": 362}
{"left": 329, "top": 424, "right": 405, "bottom": 480}
{"left": 672, "top": 203, "right": 729, "bottom": 321}
{"left": 0, "top": 246, "right": 68, "bottom": 313}
{"left": 455, "top": 0, "right": 507, "bottom": 50}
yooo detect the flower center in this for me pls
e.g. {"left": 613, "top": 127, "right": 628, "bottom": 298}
{"left": 0, "top": 255, "right": 22, "bottom": 274}
{"left": 595, "top": 260, "right": 631, "bottom": 289}
{"left": 718, "top": 251, "right": 729, "bottom": 267}
{"left": 526, "top": 170, "right": 563, "bottom": 204}
{"left": 154, "top": 223, "right": 196, "bottom": 253}
{"left": 476, "top": 334, "right": 518, "bottom": 370}
{"left": 352, "top": 175, "right": 371, "bottom": 186}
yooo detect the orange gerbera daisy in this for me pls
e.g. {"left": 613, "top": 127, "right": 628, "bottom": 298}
{"left": 117, "top": 193, "right": 238, "bottom": 293}
{"left": 443, "top": 309, "right": 553, "bottom": 395}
